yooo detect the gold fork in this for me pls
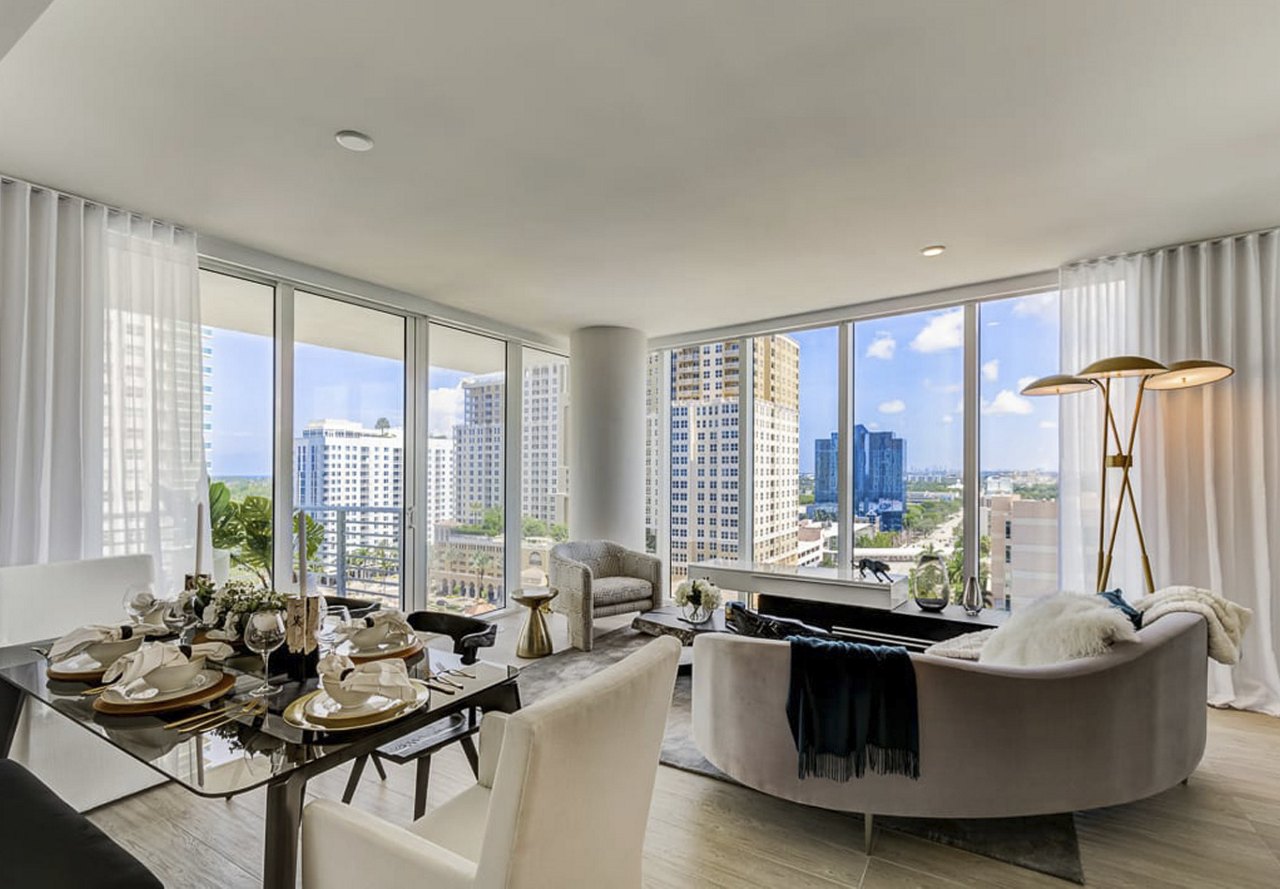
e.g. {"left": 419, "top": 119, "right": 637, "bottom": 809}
{"left": 177, "top": 700, "right": 265, "bottom": 735}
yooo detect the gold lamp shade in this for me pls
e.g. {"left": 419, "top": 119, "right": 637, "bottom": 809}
{"left": 1077, "top": 355, "right": 1167, "bottom": 379}
{"left": 1144, "top": 359, "right": 1235, "bottom": 390}
{"left": 1020, "top": 374, "right": 1094, "bottom": 396}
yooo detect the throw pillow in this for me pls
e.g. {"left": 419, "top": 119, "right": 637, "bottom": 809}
{"left": 978, "top": 592, "right": 1140, "bottom": 667}
{"left": 724, "top": 601, "right": 829, "bottom": 640}
{"left": 1098, "top": 588, "right": 1143, "bottom": 630}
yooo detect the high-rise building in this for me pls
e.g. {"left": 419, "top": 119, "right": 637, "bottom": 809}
{"left": 521, "top": 360, "right": 568, "bottom": 525}
{"left": 814, "top": 432, "right": 838, "bottom": 504}
{"left": 453, "top": 372, "right": 505, "bottom": 523}
{"left": 452, "top": 364, "right": 568, "bottom": 526}
{"left": 295, "top": 419, "right": 404, "bottom": 508}
{"left": 425, "top": 435, "right": 454, "bottom": 538}
{"left": 852, "top": 423, "right": 906, "bottom": 531}
{"left": 666, "top": 337, "right": 799, "bottom": 578}
{"left": 988, "top": 495, "right": 1058, "bottom": 606}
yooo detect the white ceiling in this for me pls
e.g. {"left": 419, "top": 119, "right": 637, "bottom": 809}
{"left": 3, "top": 1, "right": 1280, "bottom": 341}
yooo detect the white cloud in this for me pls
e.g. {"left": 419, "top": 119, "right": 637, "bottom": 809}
{"left": 986, "top": 320, "right": 1001, "bottom": 327}
{"left": 1012, "top": 292, "right": 1058, "bottom": 321}
{"left": 865, "top": 332, "right": 896, "bottom": 360}
{"left": 428, "top": 386, "right": 464, "bottom": 434}
{"left": 954, "top": 398, "right": 965, "bottom": 413}
{"left": 941, "top": 414, "right": 954, "bottom": 424}
{"left": 982, "top": 359, "right": 999, "bottom": 382}
{"left": 1039, "top": 420, "right": 1058, "bottom": 429}
{"left": 866, "top": 421, "right": 881, "bottom": 431}
{"left": 1017, "top": 375, "right": 1037, "bottom": 392}
{"left": 923, "top": 378, "right": 961, "bottom": 394}
{"left": 982, "top": 389, "right": 1033, "bottom": 415}
{"left": 910, "top": 308, "right": 964, "bottom": 353}
{"left": 878, "top": 399, "right": 906, "bottom": 414}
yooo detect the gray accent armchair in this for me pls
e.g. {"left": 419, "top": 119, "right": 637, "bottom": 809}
{"left": 549, "top": 540, "right": 663, "bottom": 651}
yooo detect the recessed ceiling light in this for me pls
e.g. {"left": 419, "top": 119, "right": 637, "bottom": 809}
{"left": 335, "top": 130, "right": 374, "bottom": 152}
{"left": 920, "top": 244, "right": 947, "bottom": 257}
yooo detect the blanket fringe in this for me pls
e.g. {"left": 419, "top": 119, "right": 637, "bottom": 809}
{"left": 798, "top": 745, "right": 920, "bottom": 782}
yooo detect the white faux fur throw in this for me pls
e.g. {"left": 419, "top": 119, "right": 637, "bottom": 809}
{"left": 979, "top": 593, "right": 1139, "bottom": 667}
{"left": 1136, "top": 586, "right": 1251, "bottom": 665}
{"left": 924, "top": 629, "right": 993, "bottom": 660}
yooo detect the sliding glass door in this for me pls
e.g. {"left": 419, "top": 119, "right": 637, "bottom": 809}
{"left": 293, "top": 292, "right": 406, "bottom": 607}
{"left": 427, "top": 324, "right": 507, "bottom": 615}
{"left": 198, "top": 270, "right": 275, "bottom": 586}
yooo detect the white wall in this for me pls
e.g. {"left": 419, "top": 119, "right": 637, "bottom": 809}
{"left": 568, "top": 326, "right": 647, "bottom": 548}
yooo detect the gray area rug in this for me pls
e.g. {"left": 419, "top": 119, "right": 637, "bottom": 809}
{"left": 516, "top": 627, "right": 1085, "bottom": 885}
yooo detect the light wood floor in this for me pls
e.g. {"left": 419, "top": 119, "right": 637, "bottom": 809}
{"left": 87, "top": 610, "right": 1280, "bottom": 888}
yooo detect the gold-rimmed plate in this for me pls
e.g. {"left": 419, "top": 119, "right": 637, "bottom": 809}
{"left": 335, "top": 635, "right": 425, "bottom": 664}
{"left": 283, "top": 680, "right": 430, "bottom": 733}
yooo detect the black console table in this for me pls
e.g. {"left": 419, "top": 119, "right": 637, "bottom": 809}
{"left": 757, "top": 594, "right": 1008, "bottom": 651}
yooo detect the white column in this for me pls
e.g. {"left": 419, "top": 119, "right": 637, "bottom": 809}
{"left": 569, "top": 326, "right": 647, "bottom": 549}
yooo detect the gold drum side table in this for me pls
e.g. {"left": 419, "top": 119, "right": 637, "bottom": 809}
{"left": 513, "top": 588, "right": 558, "bottom": 658}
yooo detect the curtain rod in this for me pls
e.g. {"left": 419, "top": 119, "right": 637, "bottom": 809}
{"left": 1065, "top": 224, "right": 1280, "bottom": 268}
{"left": 0, "top": 172, "right": 190, "bottom": 233}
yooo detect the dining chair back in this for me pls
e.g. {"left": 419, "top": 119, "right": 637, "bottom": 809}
{"left": 302, "top": 635, "right": 682, "bottom": 889}
{"left": 0, "top": 554, "right": 165, "bottom": 811}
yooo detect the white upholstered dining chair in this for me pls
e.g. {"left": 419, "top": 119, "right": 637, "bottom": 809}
{"left": 0, "top": 555, "right": 167, "bottom": 810}
{"left": 302, "top": 635, "right": 682, "bottom": 889}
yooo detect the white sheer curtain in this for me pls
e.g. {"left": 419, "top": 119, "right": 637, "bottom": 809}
{"left": 1061, "top": 231, "right": 1280, "bottom": 714}
{"left": 0, "top": 177, "right": 208, "bottom": 594}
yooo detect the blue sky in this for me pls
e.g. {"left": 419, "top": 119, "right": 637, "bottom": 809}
{"left": 208, "top": 291, "right": 1060, "bottom": 477}
{"left": 794, "top": 292, "right": 1060, "bottom": 473}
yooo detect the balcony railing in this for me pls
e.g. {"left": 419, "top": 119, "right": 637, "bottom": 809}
{"left": 298, "top": 504, "right": 402, "bottom": 608}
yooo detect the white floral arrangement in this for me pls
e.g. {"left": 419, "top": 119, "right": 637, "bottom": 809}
{"left": 198, "top": 580, "right": 288, "bottom": 632}
{"left": 674, "top": 578, "right": 722, "bottom": 612}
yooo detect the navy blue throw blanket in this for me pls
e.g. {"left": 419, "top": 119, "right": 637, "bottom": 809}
{"left": 785, "top": 636, "right": 920, "bottom": 781}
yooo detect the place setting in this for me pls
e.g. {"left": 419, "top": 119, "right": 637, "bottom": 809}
{"left": 329, "top": 609, "right": 425, "bottom": 663}
{"left": 281, "top": 652, "right": 430, "bottom": 734}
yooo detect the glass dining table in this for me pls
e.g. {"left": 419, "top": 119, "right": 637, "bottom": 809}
{"left": 0, "top": 639, "right": 521, "bottom": 889}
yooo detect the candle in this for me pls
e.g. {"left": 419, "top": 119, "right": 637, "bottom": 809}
{"left": 194, "top": 502, "right": 205, "bottom": 575}
{"left": 298, "top": 509, "right": 308, "bottom": 595}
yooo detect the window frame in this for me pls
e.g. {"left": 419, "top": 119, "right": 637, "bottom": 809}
{"left": 198, "top": 256, "right": 567, "bottom": 620}
{"left": 649, "top": 281, "right": 1059, "bottom": 598}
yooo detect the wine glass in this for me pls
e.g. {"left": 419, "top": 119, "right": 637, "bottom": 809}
{"left": 122, "top": 584, "right": 157, "bottom": 625}
{"left": 318, "top": 605, "right": 351, "bottom": 653}
{"left": 243, "top": 609, "right": 287, "bottom": 697}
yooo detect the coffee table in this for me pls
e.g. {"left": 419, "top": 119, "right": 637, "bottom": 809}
{"left": 631, "top": 606, "right": 726, "bottom": 669}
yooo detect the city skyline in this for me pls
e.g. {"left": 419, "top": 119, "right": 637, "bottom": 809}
{"left": 209, "top": 296, "right": 1058, "bottom": 478}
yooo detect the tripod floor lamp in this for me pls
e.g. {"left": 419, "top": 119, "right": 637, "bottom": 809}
{"left": 1021, "top": 357, "right": 1233, "bottom": 594}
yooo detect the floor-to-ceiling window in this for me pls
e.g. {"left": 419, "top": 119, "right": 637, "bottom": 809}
{"left": 667, "top": 341, "right": 741, "bottom": 586}
{"left": 520, "top": 348, "right": 568, "bottom": 587}
{"left": 199, "top": 269, "right": 275, "bottom": 586}
{"left": 427, "top": 324, "right": 506, "bottom": 614}
{"left": 650, "top": 288, "right": 1062, "bottom": 606}
{"left": 853, "top": 308, "right": 965, "bottom": 584}
{"left": 979, "top": 291, "right": 1061, "bottom": 609}
{"left": 752, "top": 327, "right": 838, "bottom": 569}
{"left": 293, "top": 292, "right": 406, "bottom": 607}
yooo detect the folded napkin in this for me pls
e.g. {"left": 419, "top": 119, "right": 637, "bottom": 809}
{"left": 334, "top": 609, "right": 414, "bottom": 648}
{"left": 102, "top": 641, "right": 231, "bottom": 699}
{"left": 318, "top": 652, "right": 417, "bottom": 703}
{"left": 49, "top": 623, "right": 160, "bottom": 663}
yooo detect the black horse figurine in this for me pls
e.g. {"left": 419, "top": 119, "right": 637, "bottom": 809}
{"left": 855, "top": 557, "right": 893, "bottom": 583}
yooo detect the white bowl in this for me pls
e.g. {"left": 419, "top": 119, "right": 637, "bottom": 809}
{"left": 321, "top": 675, "right": 372, "bottom": 708}
{"left": 147, "top": 658, "right": 206, "bottom": 693}
{"left": 86, "top": 636, "right": 143, "bottom": 667}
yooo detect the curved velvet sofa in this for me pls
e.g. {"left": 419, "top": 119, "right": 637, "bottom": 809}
{"left": 691, "top": 611, "right": 1207, "bottom": 819}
